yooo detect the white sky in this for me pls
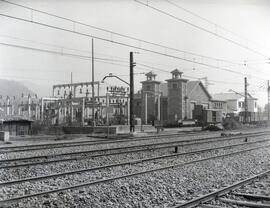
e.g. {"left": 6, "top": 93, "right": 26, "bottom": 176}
{"left": 1, "top": 0, "right": 270, "bottom": 107}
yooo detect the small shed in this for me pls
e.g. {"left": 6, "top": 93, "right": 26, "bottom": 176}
{"left": 0, "top": 116, "right": 33, "bottom": 136}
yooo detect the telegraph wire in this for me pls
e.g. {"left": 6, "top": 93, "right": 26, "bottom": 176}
{"left": 136, "top": 63, "right": 258, "bottom": 87}
{"left": 0, "top": 41, "right": 251, "bottom": 87}
{"left": 0, "top": 33, "right": 129, "bottom": 62}
{"left": 134, "top": 0, "right": 269, "bottom": 58}
{"left": 2, "top": 33, "right": 268, "bottom": 77}
{"left": 0, "top": 0, "right": 247, "bottom": 66}
{"left": 0, "top": 42, "right": 128, "bottom": 64}
{"left": 164, "top": 0, "right": 270, "bottom": 53}
{"left": 0, "top": 14, "right": 266, "bottom": 81}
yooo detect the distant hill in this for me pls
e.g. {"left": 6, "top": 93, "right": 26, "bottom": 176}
{"left": 0, "top": 79, "right": 35, "bottom": 99}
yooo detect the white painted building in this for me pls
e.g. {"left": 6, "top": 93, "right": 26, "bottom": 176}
{"left": 212, "top": 93, "right": 258, "bottom": 115}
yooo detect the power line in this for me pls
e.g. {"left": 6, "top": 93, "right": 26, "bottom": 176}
{"left": 0, "top": 42, "right": 129, "bottom": 64}
{"left": 0, "top": 41, "right": 262, "bottom": 89}
{"left": 136, "top": 63, "right": 256, "bottom": 86}
{"left": 134, "top": 0, "right": 269, "bottom": 58}
{"left": 0, "top": 0, "right": 246, "bottom": 66}
{"left": 0, "top": 14, "right": 266, "bottom": 81}
{"left": 0, "top": 33, "right": 130, "bottom": 62}
{"left": 164, "top": 0, "right": 270, "bottom": 53}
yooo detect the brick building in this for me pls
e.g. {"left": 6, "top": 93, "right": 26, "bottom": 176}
{"left": 134, "top": 69, "right": 212, "bottom": 124}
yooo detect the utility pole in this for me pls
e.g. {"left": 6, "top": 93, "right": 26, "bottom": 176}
{"left": 130, "top": 52, "right": 135, "bottom": 132}
{"left": 70, "top": 72, "right": 73, "bottom": 124}
{"left": 92, "top": 38, "right": 95, "bottom": 129}
{"left": 267, "top": 80, "right": 270, "bottom": 122}
{"left": 244, "top": 77, "right": 248, "bottom": 124}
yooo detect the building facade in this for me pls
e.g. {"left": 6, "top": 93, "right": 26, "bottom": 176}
{"left": 134, "top": 69, "right": 213, "bottom": 125}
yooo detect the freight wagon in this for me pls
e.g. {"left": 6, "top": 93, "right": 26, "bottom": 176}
{"left": 192, "top": 105, "right": 223, "bottom": 126}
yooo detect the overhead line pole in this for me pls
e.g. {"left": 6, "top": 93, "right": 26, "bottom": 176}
{"left": 244, "top": 77, "right": 248, "bottom": 124}
{"left": 92, "top": 38, "right": 95, "bottom": 129}
{"left": 130, "top": 52, "right": 135, "bottom": 133}
{"left": 267, "top": 80, "right": 270, "bottom": 123}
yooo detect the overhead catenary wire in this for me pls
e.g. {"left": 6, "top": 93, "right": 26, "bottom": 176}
{"left": 164, "top": 0, "right": 270, "bottom": 53}
{"left": 136, "top": 62, "right": 263, "bottom": 87}
{"left": 0, "top": 14, "right": 266, "bottom": 81}
{"left": 0, "top": 0, "right": 249, "bottom": 66}
{"left": 0, "top": 42, "right": 129, "bottom": 64}
{"left": 0, "top": 40, "right": 254, "bottom": 88}
{"left": 134, "top": 0, "right": 269, "bottom": 58}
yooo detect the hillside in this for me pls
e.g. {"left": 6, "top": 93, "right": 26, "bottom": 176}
{"left": 0, "top": 79, "right": 35, "bottom": 99}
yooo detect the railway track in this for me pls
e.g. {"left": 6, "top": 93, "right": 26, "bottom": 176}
{"left": 1, "top": 141, "right": 269, "bottom": 206}
{"left": 0, "top": 130, "right": 222, "bottom": 153}
{"left": 0, "top": 138, "right": 268, "bottom": 185}
{"left": 174, "top": 170, "right": 270, "bottom": 208}
{"left": 1, "top": 129, "right": 268, "bottom": 153}
{"left": 1, "top": 131, "right": 269, "bottom": 169}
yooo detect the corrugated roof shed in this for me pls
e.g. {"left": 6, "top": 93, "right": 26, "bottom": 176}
{"left": 0, "top": 116, "right": 33, "bottom": 122}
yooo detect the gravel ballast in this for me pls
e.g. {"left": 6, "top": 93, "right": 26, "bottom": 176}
{"left": 1, "top": 142, "right": 270, "bottom": 207}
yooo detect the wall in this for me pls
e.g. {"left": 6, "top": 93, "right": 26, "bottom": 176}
{"left": 141, "top": 81, "right": 160, "bottom": 124}
{"left": 188, "top": 83, "right": 210, "bottom": 119}
{"left": 167, "top": 80, "right": 186, "bottom": 121}
{"left": 210, "top": 101, "right": 227, "bottom": 116}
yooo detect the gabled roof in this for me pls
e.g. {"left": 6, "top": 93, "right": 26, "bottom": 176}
{"left": 212, "top": 93, "right": 257, "bottom": 101}
{"left": 187, "top": 81, "right": 212, "bottom": 99}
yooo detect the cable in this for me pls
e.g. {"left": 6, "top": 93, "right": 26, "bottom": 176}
{"left": 134, "top": 0, "right": 269, "bottom": 58}
{"left": 0, "top": 42, "right": 129, "bottom": 64}
{"left": 0, "top": 33, "right": 130, "bottom": 62}
{"left": 0, "top": 0, "right": 246, "bottom": 66}
{"left": 136, "top": 63, "right": 252, "bottom": 86}
{"left": 164, "top": 0, "right": 270, "bottom": 53}
{"left": 0, "top": 14, "right": 266, "bottom": 81}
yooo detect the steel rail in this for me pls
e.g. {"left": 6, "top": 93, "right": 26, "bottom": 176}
{"left": 0, "top": 138, "right": 269, "bottom": 187}
{"left": 0, "top": 138, "right": 109, "bottom": 152}
{"left": 0, "top": 131, "right": 268, "bottom": 166}
{"left": 1, "top": 134, "right": 269, "bottom": 169}
{"left": 1, "top": 143, "right": 270, "bottom": 205}
{"left": 3, "top": 128, "right": 268, "bottom": 153}
{"left": 172, "top": 170, "right": 270, "bottom": 208}
{"left": 1, "top": 130, "right": 268, "bottom": 154}
{"left": 0, "top": 131, "right": 214, "bottom": 153}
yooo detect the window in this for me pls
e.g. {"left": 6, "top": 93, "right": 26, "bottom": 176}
{"left": 172, "top": 83, "right": 178, "bottom": 89}
{"left": 146, "top": 85, "right": 151, "bottom": 91}
{"left": 238, "top": 102, "right": 242, "bottom": 108}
